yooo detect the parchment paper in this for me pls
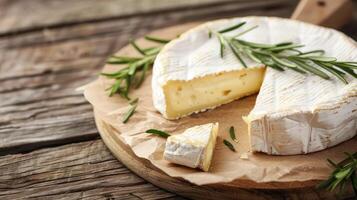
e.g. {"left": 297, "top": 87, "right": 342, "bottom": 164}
{"left": 82, "top": 22, "right": 357, "bottom": 186}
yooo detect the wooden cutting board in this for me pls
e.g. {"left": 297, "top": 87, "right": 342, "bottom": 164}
{"left": 93, "top": 1, "right": 355, "bottom": 199}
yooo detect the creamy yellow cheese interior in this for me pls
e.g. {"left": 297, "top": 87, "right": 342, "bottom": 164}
{"left": 201, "top": 122, "right": 219, "bottom": 171}
{"left": 163, "top": 68, "right": 265, "bottom": 119}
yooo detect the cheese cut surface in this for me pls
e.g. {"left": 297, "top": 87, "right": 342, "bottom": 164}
{"left": 153, "top": 16, "right": 357, "bottom": 155}
{"left": 164, "top": 122, "right": 219, "bottom": 171}
{"left": 164, "top": 68, "right": 265, "bottom": 119}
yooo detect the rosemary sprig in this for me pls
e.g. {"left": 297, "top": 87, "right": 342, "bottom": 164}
{"left": 102, "top": 35, "right": 170, "bottom": 122}
{"left": 318, "top": 152, "right": 357, "bottom": 197}
{"left": 209, "top": 22, "right": 357, "bottom": 84}
{"left": 223, "top": 139, "right": 236, "bottom": 152}
{"left": 145, "top": 129, "right": 171, "bottom": 138}
{"left": 229, "top": 126, "right": 238, "bottom": 143}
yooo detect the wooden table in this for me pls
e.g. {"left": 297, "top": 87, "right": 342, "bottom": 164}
{"left": 0, "top": 1, "right": 356, "bottom": 199}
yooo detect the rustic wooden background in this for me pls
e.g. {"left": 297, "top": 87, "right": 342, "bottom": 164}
{"left": 0, "top": 0, "right": 356, "bottom": 199}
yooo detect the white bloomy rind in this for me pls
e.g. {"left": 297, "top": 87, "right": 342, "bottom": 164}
{"left": 153, "top": 16, "right": 357, "bottom": 155}
{"left": 164, "top": 123, "right": 219, "bottom": 171}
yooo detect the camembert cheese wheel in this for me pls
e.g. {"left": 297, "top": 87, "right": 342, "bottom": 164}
{"left": 152, "top": 17, "right": 357, "bottom": 155}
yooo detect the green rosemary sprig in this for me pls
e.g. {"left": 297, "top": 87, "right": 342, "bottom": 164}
{"left": 145, "top": 129, "right": 171, "bottom": 138}
{"left": 102, "top": 36, "right": 170, "bottom": 122}
{"left": 209, "top": 22, "right": 357, "bottom": 84}
{"left": 317, "top": 152, "right": 357, "bottom": 197}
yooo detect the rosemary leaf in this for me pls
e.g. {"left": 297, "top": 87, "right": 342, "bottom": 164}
{"left": 268, "top": 63, "right": 285, "bottom": 71}
{"left": 314, "top": 61, "right": 347, "bottom": 84}
{"left": 122, "top": 103, "right": 137, "bottom": 123}
{"left": 107, "top": 58, "right": 130, "bottom": 64}
{"left": 271, "top": 55, "right": 296, "bottom": 68}
{"left": 229, "top": 126, "right": 238, "bottom": 143}
{"left": 282, "top": 63, "right": 306, "bottom": 74}
{"left": 236, "top": 39, "right": 274, "bottom": 49}
{"left": 335, "top": 168, "right": 352, "bottom": 179}
{"left": 307, "top": 56, "right": 337, "bottom": 62}
{"left": 338, "top": 66, "right": 357, "bottom": 78}
{"left": 219, "top": 21, "right": 246, "bottom": 33}
{"left": 218, "top": 35, "right": 226, "bottom": 58}
{"left": 275, "top": 42, "right": 293, "bottom": 47}
{"left": 107, "top": 56, "right": 141, "bottom": 64}
{"left": 334, "top": 62, "right": 357, "bottom": 70}
{"left": 299, "top": 50, "right": 325, "bottom": 56}
{"left": 144, "top": 47, "right": 161, "bottom": 55}
{"left": 269, "top": 44, "right": 304, "bottom": 52}
{"left": 128, "top": 63, "right": 137, "bottom": 76}
{"left": 290, "top": 58, "right": 330, "bottom": 79}
{"left": 135, "top": 62, "right": 149, "bottom": 88}
{"left": 231, "top": 25, "right": 258, "bottom": 38}
{"left": 256, "top": 54, "right": 285, "bottom": 71}
{"left": 330, "top": 178, "right": 344, "bottom": 191}
{"left": 145, "top": 129, "right": 171, "bottom": 138}
{"left": 322, "top": 62, "right": 345, "bottom": 75}
{"left": 143, "top": 47, "right": 157, "bottom": 52}
{"left": 223, "top": 139, "right": 236, "bottom": 152}
{"left": 101, "top": 71, "right": 122, "bottom": 78}
{"left": 244, "top": 49, "right": 261, "bottom": 63}
{"left": 339, "top": 61, "right": 357, "bottom": 65}
{"left": 130, "top": 39, "right": 146, "bottom": 55}
{"left": 144, "top": 36, "right": 170, "bottom": 44}
{"left": 229, "top": 43, "right": 247, "bottom": 67}
{"left": 109, "top": 80, "right": 122, "bottom": 97}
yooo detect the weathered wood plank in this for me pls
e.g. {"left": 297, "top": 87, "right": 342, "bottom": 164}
{"left": 0, "top": 36, "right": 115, "bottom": 155}
{"left": 0, "top": 0, "right": 293, "bottom": 35}
{"left": 0, "top": 139, "right": 185, "bottom": 199}
{"left": 0, "top": 2, "right": 297, "bottom": 155}
{"left": 0, "top": 0, "right": 297, "bottom": 49}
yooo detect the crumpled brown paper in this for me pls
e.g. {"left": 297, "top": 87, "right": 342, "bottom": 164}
{"left": 82, "top": 23, "right": 357, "bottom": 186}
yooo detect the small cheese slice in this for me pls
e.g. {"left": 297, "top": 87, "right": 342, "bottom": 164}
{"left": 164, "top": 122, "right": 219, "bottom": 171}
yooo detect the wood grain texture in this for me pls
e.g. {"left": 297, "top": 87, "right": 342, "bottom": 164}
{"left": 0, "top": 0, "right": 356, "bottom": 199}
{"left": 291, "top": 0, "right": 353, "bottom": 28}
{"left": 0, "top": 139, "right": 183, "bottom": 200}
{"left": 0, "top": 0, "right": 297, "bottom": 49}
{"left": 0, "top": 0, "right": 295, "bottom": 35}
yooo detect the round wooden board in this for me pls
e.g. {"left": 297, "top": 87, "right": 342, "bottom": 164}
{"left": 92, "top": 23, "right": 355, "bottom": 199}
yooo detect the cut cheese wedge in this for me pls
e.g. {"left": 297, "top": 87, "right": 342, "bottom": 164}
{"left": 163, "top": 68, "right": 265, "bottom": 119}
{"left": 152, "top": 17, "right": 357, "bottom": 155}
{"left": 164, "top": 122, "right": 219, "bottom": 171}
